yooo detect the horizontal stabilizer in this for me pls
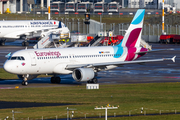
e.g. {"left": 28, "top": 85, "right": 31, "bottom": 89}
{"left": 135, "top": 48, "right": 174, "bottom": 54}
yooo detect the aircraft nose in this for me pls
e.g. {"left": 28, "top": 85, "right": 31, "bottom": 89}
{"left": 3, "top": 62, "right": 12, "bottom": 73}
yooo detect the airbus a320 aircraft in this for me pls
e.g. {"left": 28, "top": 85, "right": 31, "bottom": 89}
{"left": 3, "top": 9, "right": 176, "bottom": 85}
{"left": 0, "top": 20, "right": 69, "bottom": 46}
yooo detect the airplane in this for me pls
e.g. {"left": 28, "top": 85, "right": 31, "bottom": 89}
{"left": 3, "top": 9, "right": 176, "bottom": 86}
{"left": 0, "top": 20, "right": 70, "bottom": 46}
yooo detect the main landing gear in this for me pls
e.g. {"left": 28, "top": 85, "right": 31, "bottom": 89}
{"left": 22, "top": 41, "right": 29, "bottom": 46}
{"left": 51, "top": 76, "right": 61, "bottom": 84}
{"left": 0, "top": 39, "right": 6, "bottom": 46}
{"left": 87, "top": 78, "right": 98, "bottom": 84}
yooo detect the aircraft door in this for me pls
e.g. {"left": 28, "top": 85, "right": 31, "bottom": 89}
{"left": 29, "top": 53, "right": 37, "bottom": 66}
{"left": 69, "top": 54, "right": 75, "bottom": 63}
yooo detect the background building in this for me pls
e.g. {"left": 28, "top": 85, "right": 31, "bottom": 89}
{"left": 0, "top": 0, "right": 180, "bottom": 14}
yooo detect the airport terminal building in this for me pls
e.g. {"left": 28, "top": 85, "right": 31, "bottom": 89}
{"left": 0, "top": 0, "right": 180, "bottom": 14}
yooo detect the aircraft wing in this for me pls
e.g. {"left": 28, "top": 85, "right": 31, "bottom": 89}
{"left": 66, "top": 56, "right": 176, "bottom": 69}
{"left": 3, "top": 29, "right": 52, "bottom": 38}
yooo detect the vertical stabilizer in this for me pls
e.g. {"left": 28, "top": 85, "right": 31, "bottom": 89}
{"left": 119, "top": 9, "right": 145, "bottom": 47}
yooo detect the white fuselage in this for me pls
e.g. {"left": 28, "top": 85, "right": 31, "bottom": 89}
{"left": 3, "top": 46, "right": 133, "bottom": 75}
{"left": 0, "top": 20, "right": 69, "bottom": 39}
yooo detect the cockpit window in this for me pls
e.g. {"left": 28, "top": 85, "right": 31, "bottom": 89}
{"left": 21, "top": 57, "right": 25, "bottom": 60}
{"left": 11, "top": 57, "right": 17, "bottom": 60}
{"left": 17, "top": 57, "right": 21, "bottom": 60}
{"left": 10, "top": 56, "right": 25, "bottom": 60}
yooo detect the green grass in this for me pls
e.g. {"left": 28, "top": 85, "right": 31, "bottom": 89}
{"left": 0, "top": 68, "right": 50, "bottom": 80}
{"left": 0, "top": 68, "right": 18, "bottom": 80}
{"left": 0, "top": 82, "right": 180, "bottom": 119}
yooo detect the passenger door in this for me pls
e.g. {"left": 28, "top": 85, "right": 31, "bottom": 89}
{"left": 29, "top": 52, "right": 37, "bottom": 66}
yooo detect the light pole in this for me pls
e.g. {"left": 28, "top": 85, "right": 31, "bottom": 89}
{"left": 162, "top": 0, "right": 165, "bottom": 34}
{"left": 95, "top": 105, "right": 119, "bottom": 120}
{"left": 12, "top": 110, "right": 22, "bottom": 120}
{"left": 47, "top": 0, "right": 50, "bottom": 20}
{"left": 100, "top": 13, "right": 102, "bottom": 32}
{"left": 66, "top": 107, "right": 76, "bottom": 120}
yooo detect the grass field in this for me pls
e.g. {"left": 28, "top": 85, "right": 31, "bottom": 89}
{"left": 0, "top": 82, "right": 180, "bottom": 119}
{"left": 0, "top": 68, "right": 51, "bottom": 80}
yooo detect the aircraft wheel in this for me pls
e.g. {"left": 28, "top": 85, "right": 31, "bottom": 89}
{"left": 22, "top": 41, "right": 29, "bottom": 46}
{"left": 92, "top": 78, "right": 98, "bottom": 83}
{"left": 22, "top": 81, "right": 28, "bottom": 86}
{"left": 22, "top": 41, "right": 25, "bottom": 46}
{"left": 55, "top": 77, "right": 61, "bottom": 83}
{"left": 87, "top": 78, "right": 98, "bottom": 84}
{"left": 24, "top": 81, "right": 28, "bottom": 86}
{"left": 25, "top": 42, "right": 29, "bottom": 46}
{"left": 0, "top": 41, "right": 5, "bottom": 46}
{"left": 22, "top": 81, "right": 25, "bottom": 85}
{"left": 51, "top": 77, "right": 55, "bottom": 83}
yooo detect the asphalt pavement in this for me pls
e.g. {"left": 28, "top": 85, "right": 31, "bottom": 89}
{"left": 0, "top": 41, "right": 180, "bottom": 87}
{"left": 0, "top": 41, "right": 180, "bottom": 110}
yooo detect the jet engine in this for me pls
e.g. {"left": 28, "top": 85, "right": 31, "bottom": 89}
{"left": 17, "top": 74, "right": 38, "bottom": 80}
{"left": 72, "top": 68, "right": 95, "bottom": 82}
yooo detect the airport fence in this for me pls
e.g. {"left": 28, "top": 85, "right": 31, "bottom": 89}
{"left": 60, "top": 17, "right": 180, "bottom": 35}
{"left": 60, "top": 18, "right": 179, "bottom": 42}
{"left": 1, "top": 13, "right": 179, "bottom": 42}
{"left": 1, "top": 107, "right": 180, "bottom": 120}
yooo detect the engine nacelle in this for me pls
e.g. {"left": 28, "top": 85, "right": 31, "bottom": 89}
{"left": 17, "top": 74, "right": 38, "bottom": 80}
{"left": 72, "top": 68, "right": 95, "bottom": 82}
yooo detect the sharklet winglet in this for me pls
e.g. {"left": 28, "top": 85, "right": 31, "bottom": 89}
{"left": 172, "top": 56, "right": 176, "bottom": 62}
{"left": 163, "top": 56, "right": 176, "bottom": 62}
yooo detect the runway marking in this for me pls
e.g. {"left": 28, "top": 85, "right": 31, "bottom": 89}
{"left": 0, "top": 87, "right": 15, "bottom": 89}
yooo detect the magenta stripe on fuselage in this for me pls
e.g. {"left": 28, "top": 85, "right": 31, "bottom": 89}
{"left": 125, "top": 28, "right": 142, "bottom": 47}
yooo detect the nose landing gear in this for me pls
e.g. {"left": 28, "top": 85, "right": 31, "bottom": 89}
{"left": 21, "top": 74, "right": 29, "bottom": 86}
{"left": 22, "top": 81, "right": 28, "bottom": 86}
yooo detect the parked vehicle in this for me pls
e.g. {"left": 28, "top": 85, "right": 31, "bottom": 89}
{"left": 94, "top": 2, "right": 108, "bottom": 13}
{"left": 77, "top": 2, "right": 93, "bottom": 13}
{"left": 65, "top": 2, "right": 77, "bottom": 12}
{"left": 159, "top": 34, "right": 180, "bottom": 44}
{"left": 164, "top": 4, "right": 176, "bottom": 14}
{"left": 107, "top": 1, "right": 120, "bottom": 13}
{"left": 100, "top": 35, "right": 123, "bottom": 45}
{"left": 50, "top": 1, "right": 65, "bottom": 13}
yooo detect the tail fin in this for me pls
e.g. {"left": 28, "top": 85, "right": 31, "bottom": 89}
{"left": 119, "top": 9, "right": 145, "bottom": 47}
{"left": 58, "top": 21, "right": 62, "bottom": 28}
